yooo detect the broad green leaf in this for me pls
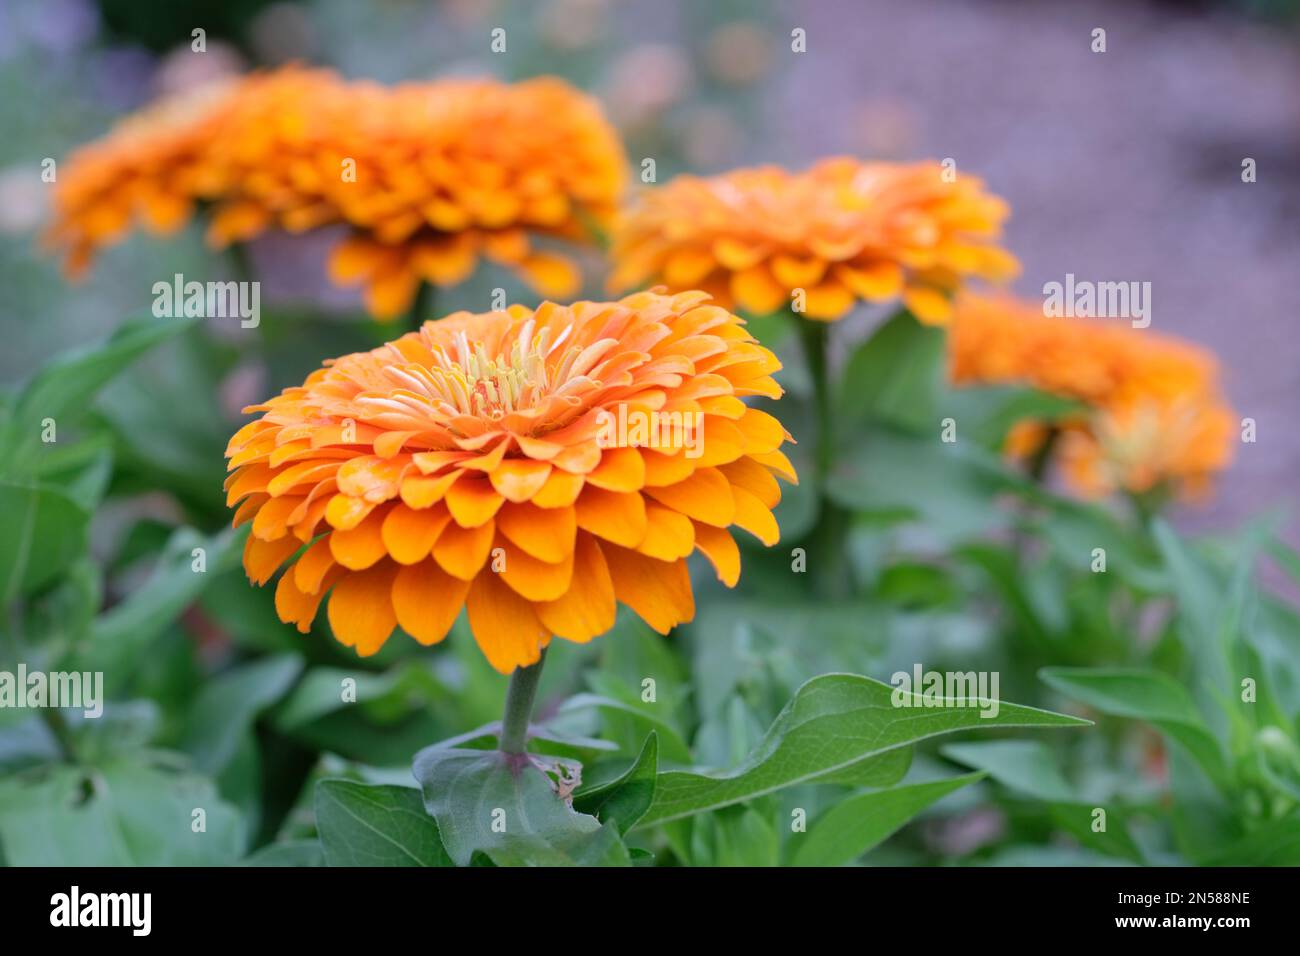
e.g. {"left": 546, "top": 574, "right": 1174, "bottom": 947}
{"left": 693, "top": 804, "right": 781, "bottom": 867}
{"left": 180, "top": 654, "right": 303, "bottom": 776}
{"left": 0, "top": 480, "right": 90, "bottom": 601}
{"left": 0, "top": 314, "right": 198, "bottom": 475}
{"left": 413, "top": 745, "right": 629, "bottom": 866}
{"left": 826, "top": 431, "right": 1006, "bottom": 542}
{"left": 558, "top": 693, "right": 691, "bottom": 763}
{"left": 97, "top": 328, "right": 236, "bottom": 512}
{"left": 573, "top": 732, "right": 658, "bottom": 834}
{"left": 314, "top": 780, "right": 452, "bottom": 867}
{"left": 836, "top": 311, "right": 944, "bottom": 434}
{"left": 70, "top": 525, "right": 245, "bottom": 689}
{"left": 37, "top": 441, "right": 114, "bottom": 511}
{"left": 0, "top": 759, "right": 242, "bottom": 865}
{"left": 636, "top": 673, "right": 1088, "bottom": 827}
{"left": 241, "top": 839, "right": 326, "bottom": 867}
{"left": 273, "top": 666, "right": 413, "bottom": 731}
{"left": 792, "top": 772, "right": 985, "bottom": 866}
{"left": 1039, "top": 667, "right": 1226, "bottom": 787}
{"left": 940, "top": 740, "right": 1074, "bottom": 802}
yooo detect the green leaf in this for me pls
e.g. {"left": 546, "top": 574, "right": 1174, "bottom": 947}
{"left": 941, "top": 740, "right": 1146, "bottom": 863}
{"left": 0, "top": 480, "right": 90, "bottom": 601}
{"left": 241, "top": 839, "right": 326, "bottom": 867}
{"left": 1203, "top": 812, "right": 1300, "bottom": 865}
{"left": 692, "top": 804, "right": 781, "bottom": 866}
{"left": 0, "top": 759, "right": 242, "bottom": 865}
{"left": 573, "top": 732, "right": 658, "bottom": 834}
{"left": 836, "top": 311, "right": 944, "bottom": 434}
{"left": 636, "top": 673, "right": 1088, "bottom": 828}
{"left": 180, "top": 654, "right": 303, "bottom": 777}
{"left": 940, "top": 740, "right": 1074, "bottom": 802}
{"left": 38, "top": 441, "right": 114, "bottom": 511}
{"left": 1039, "top": 667, "right": 1226, "bottom": 787}
{"left": 947, "top": 385, "right": 1084, "bottom": 450}
{"left": 792, "top": 772, "right": 985, "bottom": 866}
{"left": 97, "top": 328, "right": 236, "bottom": 512}
{"left": 826, "top": 431, "right": 1006, "bottom": 542}
{"left": 314, "top": 780, "right": 452, "bottom": 867}
{"left": 70, "top": 526, "right": 245, "bottom": 689}
{"left": 558, "top": 693, "right": 692, "bottom": 763}
{"left": 412, "top": 745, "right": 629, "bottom": 866}
{"left": 0, "top": 314, "right": 198, "bottom": 475}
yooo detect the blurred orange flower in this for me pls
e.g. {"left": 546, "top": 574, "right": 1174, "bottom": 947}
{"left": 224, "top": 290, "right": 796, "bottom": 672}
{"left": 47, "top": 68, "right": 627, "bottom": 320}
{"left": 949, "top": 293, "right": 1236, "bottom": 499}
{"left": 610, "top": 157, "right": 1018, "bottom": 323}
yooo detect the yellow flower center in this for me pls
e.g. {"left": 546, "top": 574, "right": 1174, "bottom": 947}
{"left": 383, "top": 321, "right": 591, "bottom": 421}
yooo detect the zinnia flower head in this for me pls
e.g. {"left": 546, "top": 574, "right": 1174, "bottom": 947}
{"left": 949, "top": 293, "right": 1235, "bottom": 499}
{"left": 225, "top": 290, "right": 796, "bottom": 672}
{"left": 42, "top": 73, "right": 271, "bottom": 278}
{"left": 47, "top": 68, "right": 627, "bottom": 320}
{"left": 610, "top": 157, "right": 1018, "bottom": 323}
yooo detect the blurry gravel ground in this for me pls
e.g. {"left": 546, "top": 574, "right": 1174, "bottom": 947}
{"left": 765, "top": 0, "right": 1299, "bottom": 540}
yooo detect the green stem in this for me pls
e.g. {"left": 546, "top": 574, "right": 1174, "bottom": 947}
{"left": 228, "top": 241, "right": 254, "bottom": 284}
{"left": 798, "top": 319, "right": 852, "bottom": 599}
{"left": 499, "top": 648, "right": 547, "bottom": 755}
{"left": 1013, "top": 426, "right": 1059, "bottom": 566}
{"left": 407, "top": 282, "right": 433, "bottom": 333}
{"left": 1026, "top": 425, "right": 1060, "bottom": 485}
{"left": 42, "top": 708, "right": 77, "bottom": 763}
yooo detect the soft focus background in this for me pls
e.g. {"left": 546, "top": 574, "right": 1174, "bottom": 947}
{"left": 2, "top": 0, "right": 1296, "bottom": 537}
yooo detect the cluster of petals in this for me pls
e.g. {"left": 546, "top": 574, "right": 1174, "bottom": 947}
{"left": 224, "top": 290, "right": 796, "bottom": 672}
{"left": 610, "top": 157, "right": 1018, "bottom": 323}
{"left": 47, "top": 67, "right": 627, "bottom": 319}
{"left": 949, "top": 294, "right": 1235, "bottom": 498}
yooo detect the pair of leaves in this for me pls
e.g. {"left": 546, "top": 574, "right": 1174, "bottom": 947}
{"left": 313, "top": 733, "right": 660, "bottom": 867}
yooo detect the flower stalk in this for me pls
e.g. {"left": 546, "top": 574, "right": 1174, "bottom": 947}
{"left": 406, "top": 281, "right": 433, "bottom": 333}
{"left": 499, "top": 648, "right": 548, "bottom": 755}
{"left": 799, "top": 318, "right": 853, "bottom": 599}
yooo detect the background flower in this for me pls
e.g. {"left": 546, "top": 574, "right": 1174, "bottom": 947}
{"left": 225, "top": 290, "right": 795, "bottom": 672}
{"left": 47, "top": 68, "right": 628, "bottom": 319}
{"left": 610, "top": 157, "right": 1018, "bottom": 322}
{"left": 949, "top": 292, "right": 1236, "bottom": 499}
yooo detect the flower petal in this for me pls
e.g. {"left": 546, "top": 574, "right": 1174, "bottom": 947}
{"left": 327, "top": 562, "right": 399, "bottom": 656}
{"left": 536, "top": 532, "right": 616, "bottom": 642}
{"left": 466, "top": 571, "right": 550, "bottom": 673}
{"left": 392, "top": 558, "right": 469, "bottom": 645}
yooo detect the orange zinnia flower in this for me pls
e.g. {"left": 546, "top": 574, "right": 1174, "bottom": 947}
{"left": 224, "top": 290, "right": 796, "bottom": 672}
{"left": 949, "top": 293, "right": 1235, "bottom": 499}
{"left": 609, "top": 157, "right": 1018, "bottom": 323}
{"left": 47, "top": 69, "right": 627, "bottom": 320}
{"left": 42, "top": 73, "right": 270, "bottom": 278}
